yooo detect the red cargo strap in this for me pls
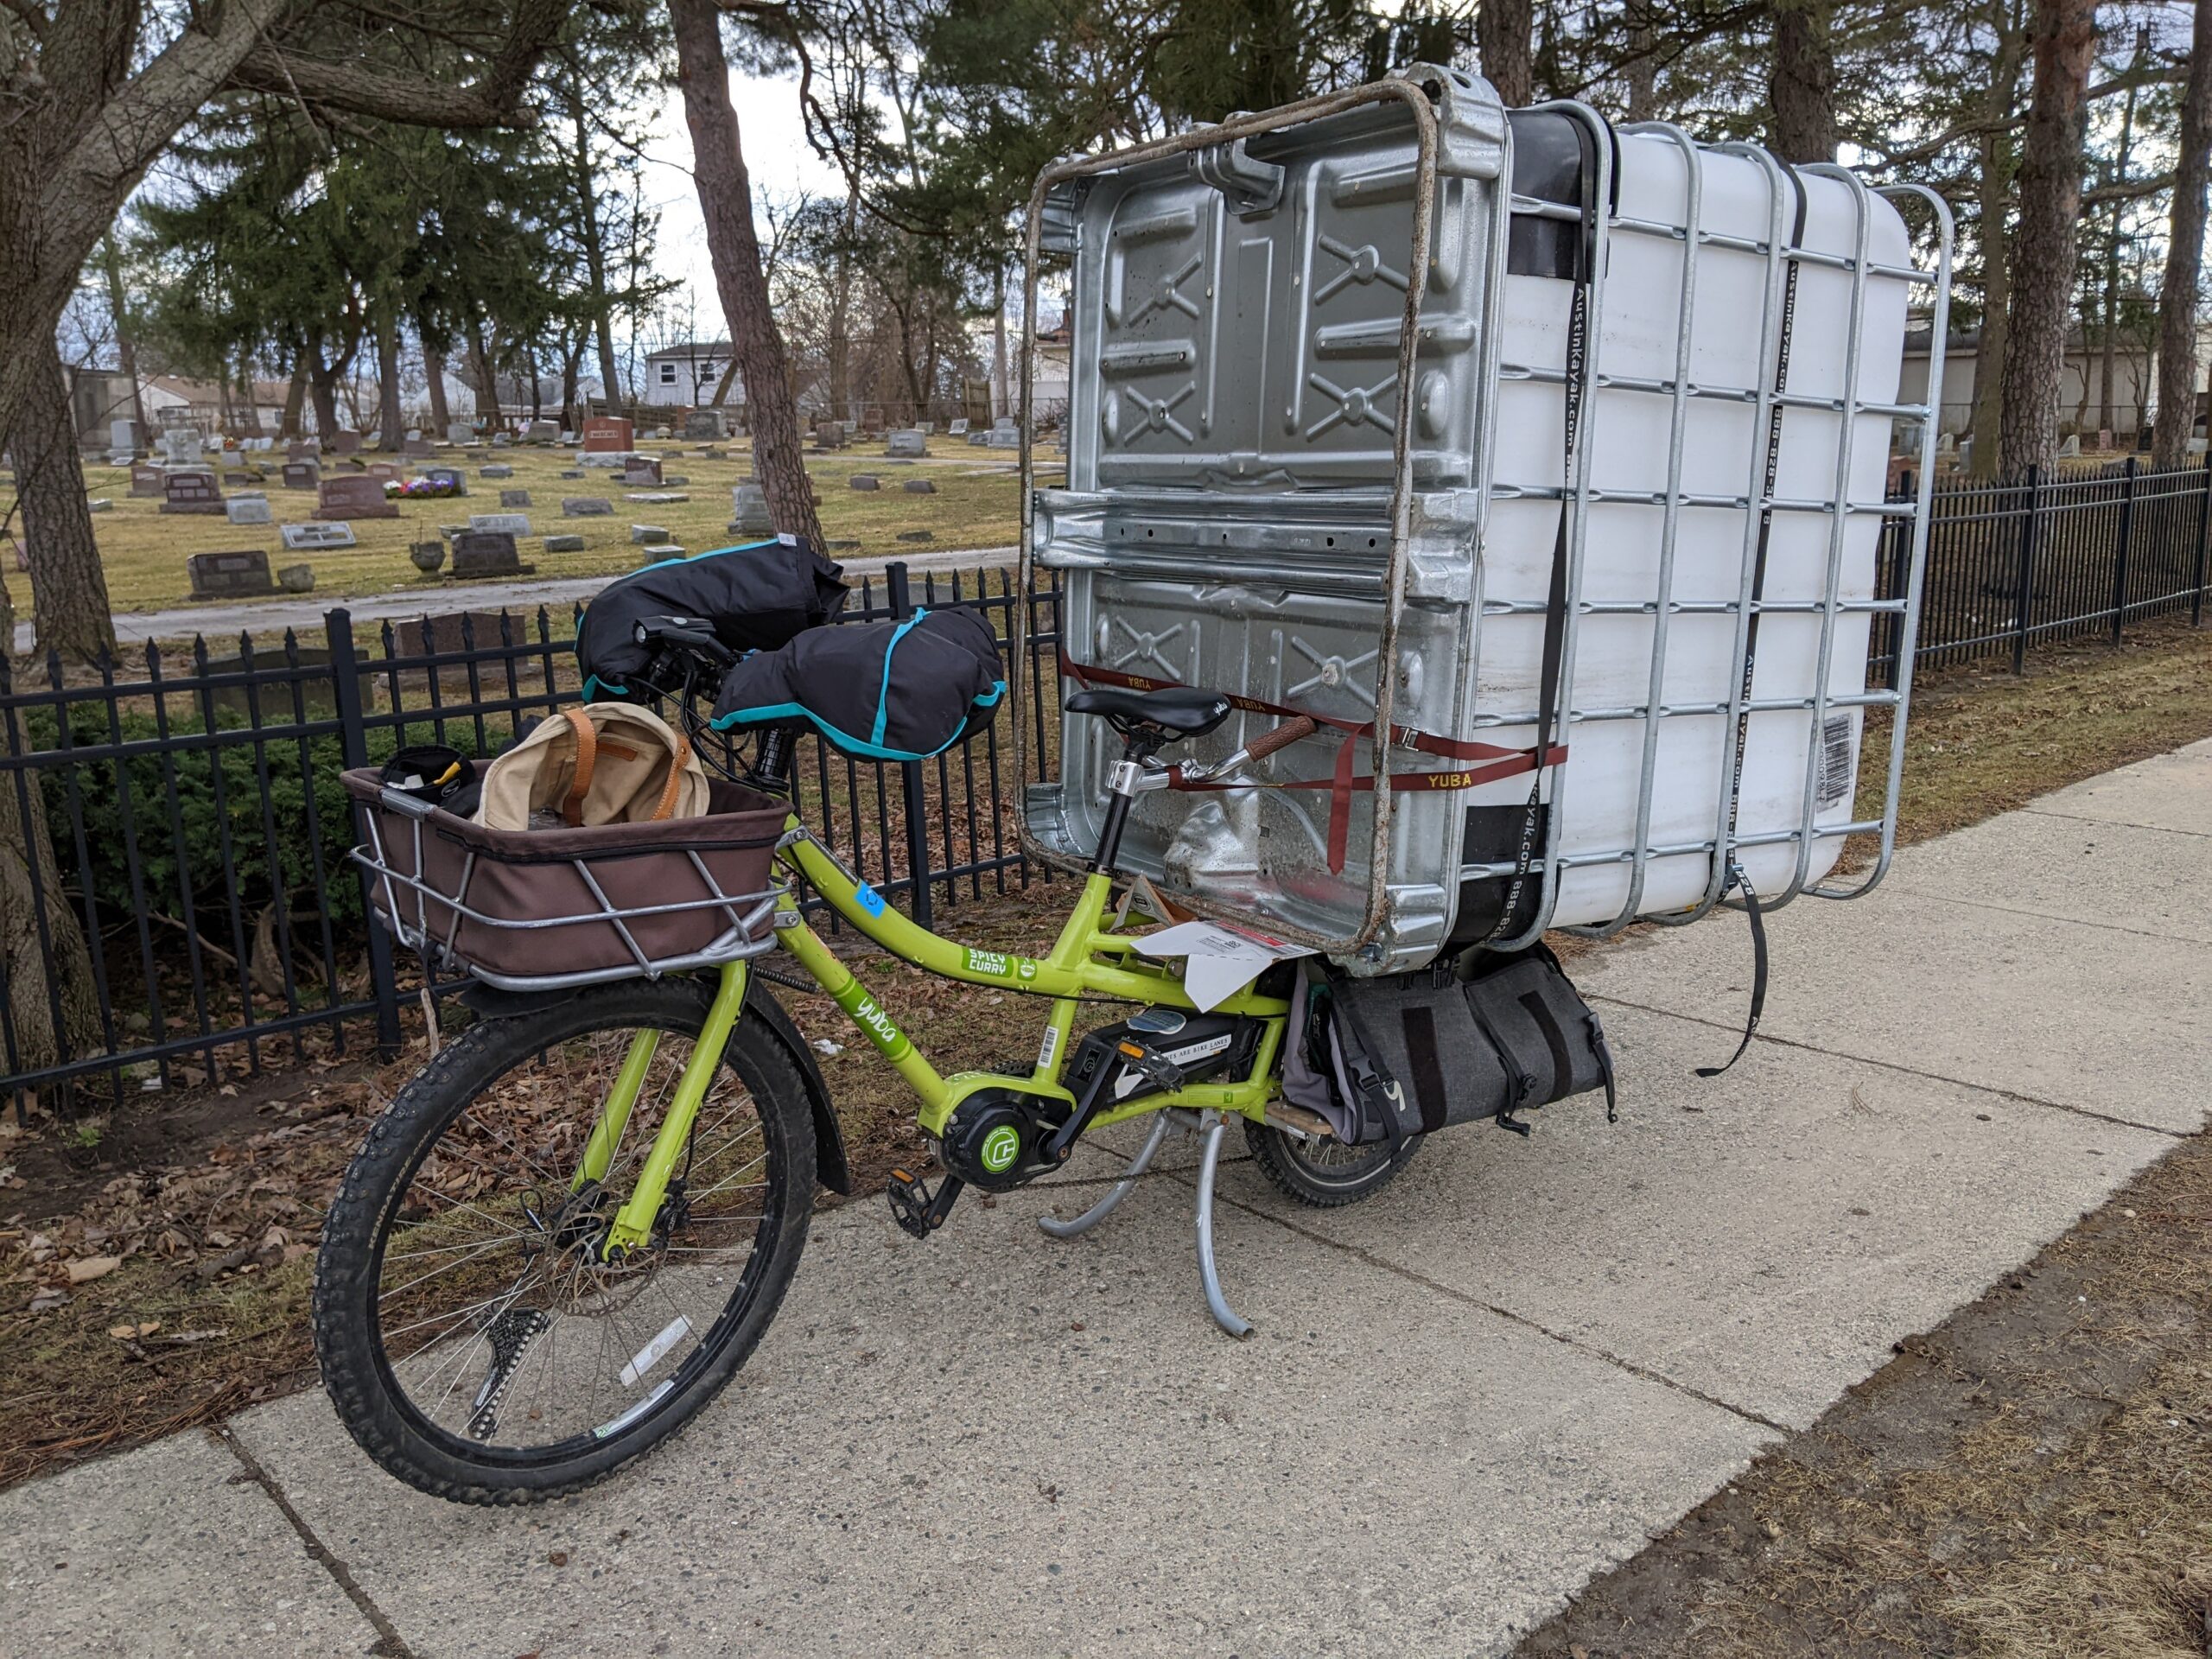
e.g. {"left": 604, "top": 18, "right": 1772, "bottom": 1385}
{"left": 1058, "top": 651, "right": 1567, "bottom": 873}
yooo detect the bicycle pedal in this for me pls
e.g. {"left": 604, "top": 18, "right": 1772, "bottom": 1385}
{"left": 886, "top": 1168, "right": 964, "bottom": 1239}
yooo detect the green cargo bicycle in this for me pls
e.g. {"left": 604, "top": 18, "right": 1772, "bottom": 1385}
{"left": 315, "top": 540, "right": 1434, "bottom": 1505}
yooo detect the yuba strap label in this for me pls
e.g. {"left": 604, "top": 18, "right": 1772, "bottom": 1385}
{"left": 1058, "top": 651, "right": 1565, "bottom": 874}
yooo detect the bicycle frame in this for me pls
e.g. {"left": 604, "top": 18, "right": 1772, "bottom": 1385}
{"left": 591, "top": 812, "right": 1293, "bottom": 1255}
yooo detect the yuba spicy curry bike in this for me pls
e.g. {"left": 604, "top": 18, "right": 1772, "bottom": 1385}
{"left": 314, "top": 612, "right": 1417, "bottom": 1504}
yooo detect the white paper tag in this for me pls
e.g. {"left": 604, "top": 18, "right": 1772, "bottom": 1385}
{"left": 1133, "top": 921, "right": 1313, "bottom": 1012}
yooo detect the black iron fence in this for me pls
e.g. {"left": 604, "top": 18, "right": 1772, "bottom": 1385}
{"left": 6, "top": 461, "right": 2211, "bottom": 1116}
{"left": 1875, "top": 454, "right": 2212, "bottom": 679}
{"left": 0, "top": 563, "right": 1060, "bottom": 1115}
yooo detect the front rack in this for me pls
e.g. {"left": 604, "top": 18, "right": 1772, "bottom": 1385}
{"left": 352, "top": 785, "right": 781, "bottom": 994}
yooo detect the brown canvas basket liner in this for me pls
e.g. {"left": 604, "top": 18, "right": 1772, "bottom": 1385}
{"left": 344, "top": 769, "right": 787, "bottom": 979}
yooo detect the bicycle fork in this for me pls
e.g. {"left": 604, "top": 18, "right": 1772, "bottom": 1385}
{"left": 578, "top": 961, "right": 753, "bottom": 1257}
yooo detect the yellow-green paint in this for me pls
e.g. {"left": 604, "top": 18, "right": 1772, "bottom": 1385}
{"left": 575, "top": 1028, "right": 662, "bottom": 1191}
{"left": 604, "top": 961, "right": 750, "bottom": 1253}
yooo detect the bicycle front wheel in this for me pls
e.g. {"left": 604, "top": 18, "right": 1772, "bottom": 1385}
{"left": 313, "top": 977, "right": 816, "bottom": 1505}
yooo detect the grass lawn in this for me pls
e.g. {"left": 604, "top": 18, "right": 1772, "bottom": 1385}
{"left": 10, "top": 437, "right": 1056, "bottom": 614}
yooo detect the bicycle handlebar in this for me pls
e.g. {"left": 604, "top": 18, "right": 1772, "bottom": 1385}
{"left": 1243, "top": 715, "right": 1318, "bottom": 761}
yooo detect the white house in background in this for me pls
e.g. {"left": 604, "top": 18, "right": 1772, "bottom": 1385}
{"left": 641, "top": 340, "right": 743, "bottom": 409}
{"left": 1897, "top": 326, "right": 2212, "bottom": 442}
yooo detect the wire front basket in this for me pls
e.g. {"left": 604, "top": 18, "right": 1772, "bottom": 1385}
{"left": 343, "top": 771, "right": 787, "bottom": 993}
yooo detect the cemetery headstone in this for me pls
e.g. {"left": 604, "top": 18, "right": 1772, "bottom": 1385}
{"left": 948, "top": 418, "right": 969, "bottom": 436}
{"left": 525, "top": 420, "right": 559, "bottom": 442}
{"left": 111, "top": 418, "right": 137, "bottom": 454}
{"left": 626, "top": 492, "right": 689, "bottom": 504}
{"left": 226, "top": 495, "right": 273, "bottom": 525}
{"left": 563, "top": 496, "right": 614, "bottom": 516}
{"left": 2058, "top": 433, "right": 2082, "bottom": 458}
{"left": 729, "top": 484, "right": 774, "bottom": 536}
{"left": 499, "top": 489, "right": 531, "bottom": 509}
{"left": 480, "top": 463, "right": 514, "bottom": 479}
{"left": 582, "top": 416, "right": 634, "bottom": 454}
{"left": 915, "top": 420, "right": 934, "bottom": 435}
{"left": 621, "top": 456, "right": 664, "bottom": 486}
{"left": 161, "top": 471, "right": 225, "bottom": 515}
{"left": 684, "top": 408, "right": 729, "bottom": 441}
{"left": 161, "top": 429, "right": 204, "bottom": 466}
{"left": 812, "top": 420, "right": 846, "bottom": 448}
{"left": 365, "top": 461, "right": 404, "bottom": 483}
{"left": 449, "top": 531, "right": 532, "bottom": 578}
{"left": 904, "top": 477, "right": 937, "bottom": 493}
{"left": 631, "top": 524, "right": 670, "bottom": 545}
{"left": 130, "top": 464, "right": 163, "bottom": 499}
{"left": 277, "top": 563, "right": 315, "bottom": 593}
{"left": 403, "top": 435, "right": 434, "bottom": 459}
{"left": 448, "top": 423, "right": 475, "bottom": 445}
{"left": 86, "top": 498, "right": 112, "bottom": 513}
{"left": 282, "top": 521, "right": 357, "bottom": 550}
{"left": 316, "top": 474, "right": 398, "bottom": 520}
{"left": 491, "top": 432, "right": 513, "bottom": 447}
{"left": 187, "top": 550, "right": 274, "bottom": 598}
{"left": 419, "top": 466, "right": 467, "bottom": 494}
{"left": 849, "top": 474, "right": 880, "bottom": 492}
{"left": 287, "top": 440, "right": 320, "bottom": 462}
{"left": 331, "top": 430, "right": 361, "bottom": 456}
{"left": 543, "top": 533, "right": 586, "bottom": 553}
{"left": 223, "top": 467, "right": 264, "bottom": 486}
{"left": 885, "top": 429, "right": 927, "bottom": 459}
{"left": 468, "top": 512, "right": 532, "bottom": 537}
{"left": 280, "top": 461, "right": 319, "bottom": 491}
{"left": 897, "top": 529, "right": 934, "bottom": 543}
{"left": 560, "top": 469, "right": 585, "bottom": 480}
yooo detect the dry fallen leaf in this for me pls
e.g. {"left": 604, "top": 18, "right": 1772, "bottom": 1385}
{"left": 107, "top": 1321, "right": 161, "bottom": 1340}
{"left": 65, "top": 1255, "right": 122, "bottom": 1284}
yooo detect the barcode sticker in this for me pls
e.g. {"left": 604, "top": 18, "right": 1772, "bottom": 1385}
{"left": 1817, "top": 714, "right": 1855, "bottom": 808}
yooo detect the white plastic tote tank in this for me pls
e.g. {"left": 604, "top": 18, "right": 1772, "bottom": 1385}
{"left": 1019, "top": 65, "right": 1950, "bottom": 973}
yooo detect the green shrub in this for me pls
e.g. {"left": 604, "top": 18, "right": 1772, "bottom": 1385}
{"left": 27, "top": 702, "right": 500, "bottom": 937}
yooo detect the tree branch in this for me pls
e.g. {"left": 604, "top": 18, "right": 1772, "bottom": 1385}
{"left": 225, "top": 45, "right": 528, "bottom": 128}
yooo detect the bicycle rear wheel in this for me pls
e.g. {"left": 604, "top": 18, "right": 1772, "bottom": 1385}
{"left": 313, "top": 976, "right": 815, "bottom": 1504}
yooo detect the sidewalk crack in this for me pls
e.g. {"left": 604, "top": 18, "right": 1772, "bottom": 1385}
{"left": 2022, "top": 806, "right": 2212, "bottom": 840}
{"left": 213, "top": 1427, "right": 415, "bottom": 1659}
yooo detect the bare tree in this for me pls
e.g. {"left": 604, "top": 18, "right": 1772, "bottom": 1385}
{"left": 0, "top": 1, "right": 565, "bottom": 664}
{"left": 668, "top": 0, "right": 825, "bottom": 546}
{"left": 1999, "top": 0, "right": 2099, "bottom": 477}
{"left": 2154, "top": 0, "right": 2212, "bottom": 470}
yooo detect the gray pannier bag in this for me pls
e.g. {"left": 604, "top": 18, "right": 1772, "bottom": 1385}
{"left": 1282, "top": 946, "right": 1618, "bottom": 1147}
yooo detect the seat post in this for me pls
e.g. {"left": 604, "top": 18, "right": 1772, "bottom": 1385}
{"left": 1089, "top": 736, "right": 1156, "bottom": 875}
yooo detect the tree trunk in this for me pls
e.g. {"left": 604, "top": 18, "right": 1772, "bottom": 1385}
{"left": 98, "top": 232, "right": 149, "bottom": 443}
{"left": 2154, "top": 0, "right": 2212, "bottom": 469}
{"left": 2100, "top": 31, "right": 2145, "bottom": 442}
{"left": 0, "top": 694, "right": 105, "bottom": 1096}
{"left": 559, "top": 335, "right": 582, "bottom": 429}
{"left": 14, "top": 341, "right": 116, "bottom": 664}
{"left": 239, "top": 354, "right": 260, "bottom": 436}
{"left": 373, "top": 309, "right": 402, "bottom": 449}
{"left": 1624, "top": 4, "right": 1657, "bottom": 121}
{"left": 468, "top": 321, "right": 498, "bottom": 427}
{"left": 281, "top": 365, "right": 308, "bottom": 440}
{"left": 991, "top": 264, "right": 1009, "bottom": 423}
{"left": 1999, "top": 0, "right": 2098, "bottom": 480}
{"left": 308, "top": 352, "right": 340, "bottom": 440}
{"left": 1969, "top": 129, "right": 2014, "bottom": 478}
{"left": 569, "top": 79, "right": 627, "bottom": 410}
{"left": 669, "top": 0, "right": 823, "bottom": 546}
{"left": 424, "top": 341, "right": 451, "bottom": 434}
{"left": 1770, "top": 0, "right": 1839, "bottom": 163}
{"left": 1478, "top": 0, "right": 1535, "bottom": 105}
{"left": 828, "top": 192, "right": 857, "bottom": 423}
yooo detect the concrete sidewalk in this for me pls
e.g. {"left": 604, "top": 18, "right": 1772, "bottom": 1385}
{"left": 3, "top": 740, "right": 2207, "bottom": 1658}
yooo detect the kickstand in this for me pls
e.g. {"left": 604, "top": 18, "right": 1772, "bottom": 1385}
{"left": 1193, "top": 1109, "right": 1251, "bottom": 1338}
{"left": 1035, "top": 1108, "right": 1253, "bottom": 1339}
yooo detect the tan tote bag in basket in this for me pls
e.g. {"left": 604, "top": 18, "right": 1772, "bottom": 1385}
{"left": 475, "top": 703, "right": 710, "bottom": 831}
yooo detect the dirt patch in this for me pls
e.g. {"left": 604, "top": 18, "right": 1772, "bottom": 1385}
{"left": 1519, "top": 1122, "right": 2212, "bottom": 1659}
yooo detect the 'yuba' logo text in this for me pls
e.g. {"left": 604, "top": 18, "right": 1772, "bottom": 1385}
{"left": 851, "top": 994, "right": 901, "bottom": 1047}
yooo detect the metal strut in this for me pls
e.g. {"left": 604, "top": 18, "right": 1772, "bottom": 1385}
{"left": 1035, "top": 1109, "right": 1254, "bottom": 1338}
{"left": 1037, "top": 1113, "right": 1172, "bottom": 1238}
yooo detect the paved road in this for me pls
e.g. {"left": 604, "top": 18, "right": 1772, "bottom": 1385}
{"left": 10, "top": 544, "right": 1020, "bottom": 652}
{"left": 4, "top": 740, "right": 2208, "bottom": 1656}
